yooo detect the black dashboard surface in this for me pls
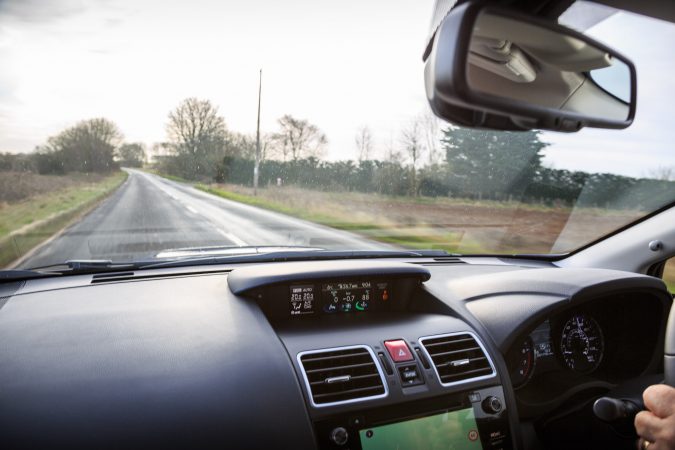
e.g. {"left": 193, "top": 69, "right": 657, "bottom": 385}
{"left": 0, "top": 258, "right": 670, "bottom": 449}
{"left": 0, "top": 273, "right": 315, "bottom": 449}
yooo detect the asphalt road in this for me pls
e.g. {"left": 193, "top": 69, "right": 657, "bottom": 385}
{"left": 20, "top": 169, "right": 390, "bottom": 268}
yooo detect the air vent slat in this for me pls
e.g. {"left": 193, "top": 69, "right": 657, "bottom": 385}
{"left": 305, "top": 361, "right": 374, "bottom": 375}
{"left": 435, "top": 356, "right": 487, "bottom": 369}
{"left": 428, "top": 346, "right": 481, "bottom": 358}
{"left": 421, "top": 333, "right": 495, "bottom": 387}
{"left": 312, "top": 385, "right": 384, "bottom": 400}
{"left": 422, "top": 337, "right": 475, "bottom": 348}
{"left": 309, "top": 373, "right": 380, "bottom": 387}
{"left": 299, "top": 346, "right": 387, "bottom": 406}
{"left": 441, "top": 367, "right": 494, "bottom": 383}
{"left": 301, "top": 350, "right": 369, "bottom": 363}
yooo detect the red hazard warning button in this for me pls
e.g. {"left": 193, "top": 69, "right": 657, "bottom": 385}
{"left": 384, "top": 340, "right": 414, "bottom": 362}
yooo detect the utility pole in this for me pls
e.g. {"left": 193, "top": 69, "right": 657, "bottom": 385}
{"left": 254, "top": 68, "right": 262, "bottom": 196}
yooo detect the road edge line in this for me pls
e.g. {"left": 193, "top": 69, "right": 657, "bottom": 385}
{"left": 6, "top": 172, "right": 129, "bottom": 269}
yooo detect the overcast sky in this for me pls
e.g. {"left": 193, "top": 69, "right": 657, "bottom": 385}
{"left": 0, "top": 0, "right": 673, "bottom": 178}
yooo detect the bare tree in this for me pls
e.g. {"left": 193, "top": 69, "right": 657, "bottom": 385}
{"left": 400, "top": 118, "right": 425, "bottom": 196}
{"left": 272, "top": 114, "right": 327, "bottom": 161}
{"left": 355, "top": 125, "right": 373, "bottom": 162}
{"left": 260, "top": 132, "right": 275, "bottom": 162}
{"left": 166, "top": 98, "right": 227, "bottom": 177}
{"left": 149, "top": 142, "right": 170, "bottom": 161}
{"left": 223, "top": 132, "right": 255, "bottom": 159}
{"left": 44, "top": 118, "right": 123, "bottom": 172}
{"left": 116, "top": 142, "right": 145, "bottom": 167}
{"left": 167, "top": 98, "right": 226, "bottom": 153}
{"left": 646, "top": 165, "right": 675, "bottom": 181}
{"left": 384, "top": 132, "right": 403, "bottom": 164}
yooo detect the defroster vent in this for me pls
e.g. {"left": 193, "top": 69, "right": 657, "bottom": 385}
{"left": 420, "top": 333, "right": 496, "bottom": 386}
{"left": 298, "top": 346, "right": 387, "bottom": 407}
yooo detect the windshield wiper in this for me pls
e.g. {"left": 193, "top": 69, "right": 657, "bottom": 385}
{"left": 0, "top": 260, "right": 139, "bottom": 282}
{"left": 0, "top": 269, "right": 56, "bottom": 282}
{"left": 26, "top": 259, "right": 137, "bottom": 272}
{"left": 139, "top": 249, "right": 452, "bottom": 269}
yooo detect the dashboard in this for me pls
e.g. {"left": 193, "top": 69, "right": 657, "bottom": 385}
{"left": 0, "top": 257, "right": 671, "bottom": 449}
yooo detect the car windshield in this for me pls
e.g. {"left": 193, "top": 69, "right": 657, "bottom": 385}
{"left": 0, "top": 0, "right": 673, "bottom": 270}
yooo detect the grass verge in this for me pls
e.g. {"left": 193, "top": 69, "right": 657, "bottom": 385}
{"left": 195, "top": 184, "right": 485, "bottom": 253}
{"left": 665, "top": 281, "right": 675, "bottom": 293}
{"left": 0, "top": 171, "right": 128, "bottom": 267}
{"left": 142, "top": 168, "right": 191, "bottom": 183}
{"left": 197, "top": 183, "right": 675, "bottom": 291}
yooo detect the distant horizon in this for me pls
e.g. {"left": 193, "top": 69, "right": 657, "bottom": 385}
{"left": 0, "top": 0, "right": 674, "bottom": 179}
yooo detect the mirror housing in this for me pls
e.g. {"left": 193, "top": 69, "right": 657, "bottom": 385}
{"left": 424, "top": 2, "right": 637, "bottom": 132}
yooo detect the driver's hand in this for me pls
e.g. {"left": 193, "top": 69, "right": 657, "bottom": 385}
{"left": 635, "top": 384, "right": 675, "bottom": 450}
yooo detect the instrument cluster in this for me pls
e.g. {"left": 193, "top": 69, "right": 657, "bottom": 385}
{"left": 507, "top": 312, "right": 605, "bottom": 390}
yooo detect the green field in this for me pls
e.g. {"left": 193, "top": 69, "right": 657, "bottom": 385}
{"left": 194, "top": 182, "right": 675, "bottom": 293}
{"left": 664, "top": 259, "right": 675, "bottom": 293}
{"left": 196, "top": 183, "right": 643, "bottom": 252}
{"left": 0, "top": 171, "right": 127, "bottom": 267}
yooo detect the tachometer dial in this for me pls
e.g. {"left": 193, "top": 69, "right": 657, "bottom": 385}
{"left": 560, "top": 314, "right": 604, "bottom": 374}
{"left": 509, "top": 336, "right": 535, "bottom": 389}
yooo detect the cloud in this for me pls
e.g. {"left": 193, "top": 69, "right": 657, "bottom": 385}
{"left": 0, "top": 0, "right": 86, "bottom": 23}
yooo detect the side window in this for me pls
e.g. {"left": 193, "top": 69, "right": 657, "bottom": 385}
{"left": 664, "top": 258, "right": 675, "bottom": 293}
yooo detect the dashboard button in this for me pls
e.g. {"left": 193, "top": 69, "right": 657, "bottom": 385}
{"left": 482, "top": 396, "right": 503, "bottom": 414}
{"left": 330, "top": 427, "right": 349, "bottom": 446}
{"left": 397, "top": 364, "right": 424, "bottom": 386}
{"left": 384, "top": 340, "right": 414, "bottom": 362}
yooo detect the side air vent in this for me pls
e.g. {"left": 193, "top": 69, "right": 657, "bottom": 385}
{"left": 298, "top": 346, "right": 387, "bottom": 407}
{"left": 420, "top": 333, "right": 495, "bottom": 386}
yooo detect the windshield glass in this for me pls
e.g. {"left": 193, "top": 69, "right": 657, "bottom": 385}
{"left": 0, "top": 0, "right": 673, "bottom": 269}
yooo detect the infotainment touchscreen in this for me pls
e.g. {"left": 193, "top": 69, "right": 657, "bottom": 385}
{"left": 359, "top": 407, "right": 482, "bottom": 450}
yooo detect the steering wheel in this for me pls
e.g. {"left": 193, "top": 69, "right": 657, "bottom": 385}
{"left": 595, "top": 298, "right": 675, "bottom": 423}
{"left": 666, "top": 303, "right": 675, "bottom": 386}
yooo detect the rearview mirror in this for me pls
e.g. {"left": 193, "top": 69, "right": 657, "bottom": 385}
{"left": 424, "top": 3, "right": 637, "bottom": 132}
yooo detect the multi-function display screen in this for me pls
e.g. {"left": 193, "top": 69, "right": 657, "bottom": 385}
{"left": 359, "top": 407, "right": 482, "bottom": 450}
{"left": 289, "top": 281, "right": 389, "bottom": 316}
{"left": 322, "top": 281, "right": 373, "bottom": 313}
{"left": 289, "top": 284, "right": 315, "bottom": 316}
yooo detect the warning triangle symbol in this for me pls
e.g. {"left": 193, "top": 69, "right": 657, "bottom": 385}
{"left": 398, "top": 349, "right": 406, "bottom": 356}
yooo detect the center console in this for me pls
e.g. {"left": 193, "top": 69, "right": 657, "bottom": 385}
{"left": 229, "top": 260, "right": 517, "bottom": 450}
{"left": 314, "top": 385, "right": 511, "bottom": 449}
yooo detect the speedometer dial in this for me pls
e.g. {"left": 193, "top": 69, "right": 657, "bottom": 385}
{"left": 560, "top": 314, "right": 604, "bottom": 374}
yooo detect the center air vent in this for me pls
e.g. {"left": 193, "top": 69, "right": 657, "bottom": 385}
{"left": 420, "top": 333, "right": 495, "bottom": 386}
{"left": 298, "top": 346, "right": 387, "bottom": 407}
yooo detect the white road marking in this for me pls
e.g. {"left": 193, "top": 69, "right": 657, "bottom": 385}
{"left": 218, "top": 229, "right": 248, "bottom": 246}
{"left": 134, "top": 169, "right": 389, "bottom": 250}
{"left": 186, "top": 206, "right": 197, "bottom": 214}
